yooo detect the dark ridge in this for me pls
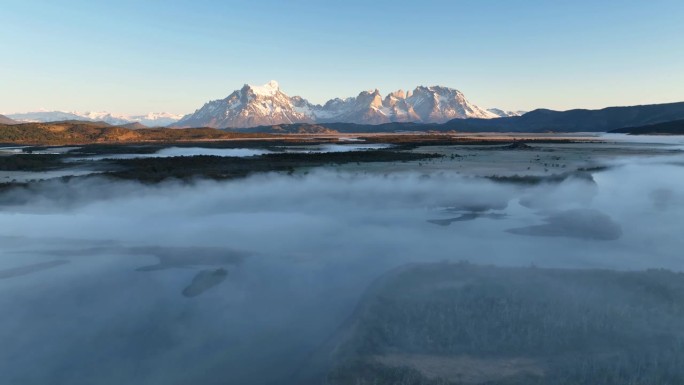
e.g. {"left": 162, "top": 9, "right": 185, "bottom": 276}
{"left": 221, "top": 101, "right": 684, "bottom": 133}
{"left": 610, "top": 118, "right": 684, "bottom": 135}
{"left": 117, "top": 122, "right": 149, "bottom": 130}
{"left": 442, "top": 101, "right": 684, "bottom": 133}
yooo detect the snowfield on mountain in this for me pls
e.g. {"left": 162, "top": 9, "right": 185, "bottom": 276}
{"left": 173, "top": 81, "right": 518, "bottom": 129}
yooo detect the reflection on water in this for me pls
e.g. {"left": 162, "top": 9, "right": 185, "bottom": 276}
{"left": 67, "top": 144, "right": 393, "bottom": 161}
{"left": 287, "top": 143, "right": 392, "bottom": 153}
{"left": 1, "top": 144, "right": 395, "bottom": 183}
{"left": 0, "top": 147, "right": 27, "bottom": 155}
{"left": 71, "top": 146, "right": 272, "bottom": 160}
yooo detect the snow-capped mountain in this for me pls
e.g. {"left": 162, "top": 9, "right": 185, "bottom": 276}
{"left": 487, "top": 108, "right": 527, "bottom": 118}
{"left": 174, "top": 81, "right": 503, "bottom": 129}
{"left": 124, "top": 112, "right": 183, "bottom": 127}
{"left": 312, "top": 89, "right": 396, "bottom": 125}
{"left": 8, "top": 110, "right": 183, "bottom": 127}
{"left": 9, "top": 83, "right": 521, "bottom": 129}
{"left": 9, "top": 111, "right": 87, "bottom": 123}
{"left": 174, "top": 81, "right": 314, "bottom": 128}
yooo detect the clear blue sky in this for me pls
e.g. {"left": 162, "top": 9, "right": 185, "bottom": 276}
{"left": 2, "top": 0, "right": 683, "bottom": 115}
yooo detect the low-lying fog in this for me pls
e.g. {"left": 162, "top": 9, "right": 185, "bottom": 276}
{"left": 1, "top": 137, "right": 683, "bottom": 385}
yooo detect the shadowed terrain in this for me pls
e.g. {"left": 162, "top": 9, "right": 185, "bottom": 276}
{"left": 326, "top": 263, "right": 684, "bottom": 385}
{"left": 610, "top": 119, "right": 684, "bottom": 135}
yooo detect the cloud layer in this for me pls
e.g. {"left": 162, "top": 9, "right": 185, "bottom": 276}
{"left": 1, "top": 152, "right": 683, "bottom": 384}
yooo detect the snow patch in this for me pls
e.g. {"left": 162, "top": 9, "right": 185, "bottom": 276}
{"left": 248, "top": 80, "right": 280, "bottom": 97}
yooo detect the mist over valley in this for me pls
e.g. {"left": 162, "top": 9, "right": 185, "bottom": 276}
{"left": 1, "top": 135, "right": 684, "bottom": 384}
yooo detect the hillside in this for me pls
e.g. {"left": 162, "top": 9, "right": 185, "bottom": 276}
{"left": 610, "top": 119, "right": 684, "bottom": 135}
{"left": 0, "top": 115, "right": 17, "bottom": 125}
{"left": 118, "top": 122, "right": 149, "bottom": 130}
{"left": 441, "top": 101, "right": 684, "bottom": 132}
{"left": 0, "top": 121, "right": 264, "bottom": 145}
{"left": 325, "top": 263, "right": 684, "bottom": 385}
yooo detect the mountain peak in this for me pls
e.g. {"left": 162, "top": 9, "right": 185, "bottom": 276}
{"left": 387, "top": 89, "right": 406, "bottom": 99}
{"left": 246, "top": 80, "right": 280, "bottom": 97}
{"left": 174, "top": 83, "right": 500, "bottom": 128}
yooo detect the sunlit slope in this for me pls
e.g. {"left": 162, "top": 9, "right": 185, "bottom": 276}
{"left": 0, "top": 121, "right": 260, "bottom": 145}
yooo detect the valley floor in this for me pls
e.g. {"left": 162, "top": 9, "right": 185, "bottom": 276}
{"left": 0, "top": 133, "right": 683, "bottom": 385}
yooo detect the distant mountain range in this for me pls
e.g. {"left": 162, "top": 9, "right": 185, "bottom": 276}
{"left": 172, "top": 81, "right": 522, "bottom": 129}
{"left": 5, "top": 82, "right": 684, "bottom": 134}
{"left": 7, "top": 111, "right": 183, "bottom": 127}
{"left": 487, "top": 108, "right": 528, "bottom": 118}
{"left": 4, "top": 104, "right": 684, "bottom": 146}
{"left": 226, "top": 101, "right": 684, "bottom": 134}
{"left": 439, "top": 101, "right": 684, "bottom": 132}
